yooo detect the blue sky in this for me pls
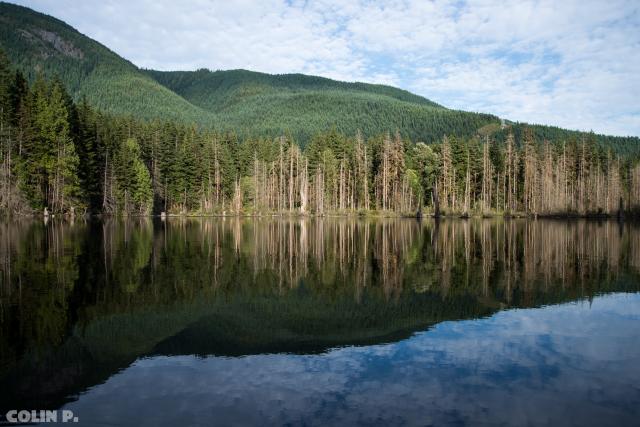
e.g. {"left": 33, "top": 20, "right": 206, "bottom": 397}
{"left": 12, "top": 0, "right": 640, "bottom": 136}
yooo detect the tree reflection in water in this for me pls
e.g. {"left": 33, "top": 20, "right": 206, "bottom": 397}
{"left": 0, "top": 218, "right": 638, "bottom": 413}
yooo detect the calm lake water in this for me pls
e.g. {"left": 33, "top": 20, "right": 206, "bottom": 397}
{"left": 1, "top": 218, "right": 639, "bottom": 426}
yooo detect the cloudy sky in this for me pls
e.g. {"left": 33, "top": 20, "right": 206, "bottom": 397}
{"left": 12, "top": 0, "right": 640, "bottom": 136}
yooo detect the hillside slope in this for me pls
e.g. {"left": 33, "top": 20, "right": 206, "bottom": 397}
{"left": 0, "top": 1, "right": 210, "bottom": 123}
{"left": 147, "top": 68, "right": 444, "bottom": 111}
{"left": 0, "top": 1, "right": 498, "bottom": 142}
{"left": 1, "top": 1, "right": 637, "bottom": 149}
{"left": 147, "top": 68, "right": 498, "bottom": 142}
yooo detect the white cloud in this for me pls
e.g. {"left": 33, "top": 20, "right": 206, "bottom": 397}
{"left": 11, "top": 0, "right": 640, "bottom": 136}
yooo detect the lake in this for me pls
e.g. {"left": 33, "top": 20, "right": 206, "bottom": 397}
{"left": 1, "top": 218, "right": 639, "bottom": 426}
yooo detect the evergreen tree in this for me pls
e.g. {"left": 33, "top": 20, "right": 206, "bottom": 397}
{"left": 114, "top": 138, "right": 152, "bottom": 214}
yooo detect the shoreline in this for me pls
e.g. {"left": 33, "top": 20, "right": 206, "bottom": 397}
{"left": 3, "top": 210, "right": 634, "bottom": 221}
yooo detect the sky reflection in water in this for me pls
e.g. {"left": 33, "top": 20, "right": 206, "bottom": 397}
{"left": 66, "top": 293, "right": 640, "bottom": 427}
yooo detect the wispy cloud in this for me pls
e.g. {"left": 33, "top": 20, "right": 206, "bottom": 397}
{"left": 12, "top": 0, "right": 640, "bottom": 136}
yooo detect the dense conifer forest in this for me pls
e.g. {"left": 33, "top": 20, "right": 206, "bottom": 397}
{"left": 2, "top": 2, "right": 640, "bottom": 218}
{"left": 2, "top": 49, "right": 640, "bottom": 218}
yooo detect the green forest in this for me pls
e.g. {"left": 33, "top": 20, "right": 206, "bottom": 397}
{"left": 1, "top": 49, "right": 640, "bottom": 218}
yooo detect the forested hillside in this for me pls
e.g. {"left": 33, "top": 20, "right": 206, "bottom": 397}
{"left": 147, "top": 69, "right": 497, "bottom": 143}
{"left": 0, "top": 2, "right": 212, "bottom": 123}
{"left": 0, "top": 2, "right": 497, "bottom": 144}
{"left": 2, "top": 1, "right": 639, "bottom": 150}
{"left": 2, "top": 50, "right": 640, "bottom": 218}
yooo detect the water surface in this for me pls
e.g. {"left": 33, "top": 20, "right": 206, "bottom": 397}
{"left": 1, "top": 218, "right": 639, "bottom": 426}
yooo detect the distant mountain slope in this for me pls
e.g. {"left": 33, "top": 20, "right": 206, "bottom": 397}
{"left": 146, "top": 68, "right": 444, "bottom": 111}
{"left": 0, "top": 1, "right": 210, "bottom": 123}
{"left": 0, "top": 1, "right": 498, "bottom": 142}
{"left": 147, "top": 68, "right": 499, "bottom": 142}
{"left": 1, "top": 1, "right": 637, "bottom": 149}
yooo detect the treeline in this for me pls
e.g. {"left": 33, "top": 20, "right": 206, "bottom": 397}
{"left": 1, "top": 51, "right": 640, "bottom": 217}
{"left": 492, "top": 122, "right": 640, "bottom": 158}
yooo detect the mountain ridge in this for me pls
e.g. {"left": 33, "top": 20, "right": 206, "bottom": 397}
{"left": 0, "top": 1, "right": 504, "bottom": 144}
{"left": 1, "top": 1, "right": 637, "bottom": 148}
{"left": 145, "top": 68, "right": 445, "bottom": 110}
{"left": 0, "top": 1, "right": 212, "bottom": 123}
